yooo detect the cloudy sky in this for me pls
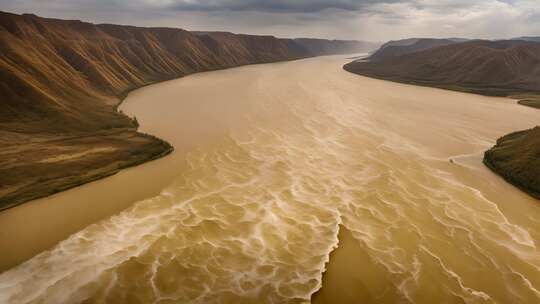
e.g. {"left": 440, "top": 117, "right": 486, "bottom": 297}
{"left": 2, "top": 0, "right": 539, "bottom": 41}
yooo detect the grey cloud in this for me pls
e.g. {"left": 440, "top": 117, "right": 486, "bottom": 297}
{"left": 165, "top": 0, "right": 398, "bottom": 12}
{"left": 1, "top": 0, "right": 539, "bottom": 41}
{"left": 164, "top": 0, "right": 517, "bottom": 14}
{"left": 526, "top": 11, "right": 540, "bottom": 22}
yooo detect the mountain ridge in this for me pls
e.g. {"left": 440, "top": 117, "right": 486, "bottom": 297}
{"left": 346, "top": 39, "right": 540, "bottom": 96}
{"left": 369, "top": 38, "right": 468, "bottom": 61}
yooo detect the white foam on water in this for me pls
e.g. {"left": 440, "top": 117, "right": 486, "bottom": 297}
{"left": 2, "top": 57, "right": 540, "bottom": 304}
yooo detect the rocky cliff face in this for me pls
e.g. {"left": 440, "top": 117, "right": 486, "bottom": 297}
{"left": 0, "top": 11, "right": 372, "bottom": 209}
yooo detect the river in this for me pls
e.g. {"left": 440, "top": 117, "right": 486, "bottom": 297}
{"left": 1, "top": 55, "right": 539, "bottom": 303}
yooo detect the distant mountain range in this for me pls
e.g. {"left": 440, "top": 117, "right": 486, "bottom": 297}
{"left": 368, "top": 36, "right": 540, "bottom": 61}
{"left": 369, "top": 38, "right": 468, "bottom": 61}
{"left": 347, "top": 39, "right": 540, "bottom": 96}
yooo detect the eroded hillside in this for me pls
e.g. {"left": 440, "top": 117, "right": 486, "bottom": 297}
{"left": 0, "top": 11, "right": 372, "bottom": 209}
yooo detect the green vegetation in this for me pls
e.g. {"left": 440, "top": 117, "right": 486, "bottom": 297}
{"left": 518, "top": 99, "right": 540, "bottom": 109}
{"left": 484, "top": 127, "right": 540, "bottom": 199}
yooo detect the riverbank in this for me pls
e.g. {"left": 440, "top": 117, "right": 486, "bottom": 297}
{"left": 0, "top": 129, "right": 173, "bottom": 211}
{"left": 0, "top": 11, "right": 375, "bottom": 211}
{"left": 0, "top": 58, "right": 313, "bottom": 271}
{"left": 343, "top": 61, "right": 540, "bottom": 101}
{"left": 343, "top": 54, "right": 540, "bottom": 200}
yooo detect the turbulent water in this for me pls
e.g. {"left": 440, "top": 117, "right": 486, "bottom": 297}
{"left": 1, "top": 56, "right": 540, "bottom": 304}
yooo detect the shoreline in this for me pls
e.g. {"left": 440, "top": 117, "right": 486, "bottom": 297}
{"left": 0, "top": 142, "right": 181, "bottom": 271}
{"left": 2, "top": 11, "right": 375, "bottom": 213}
{"left": 0, "top": 56, "right": 341, "bottom": 272}
{"left": 0, "top": 56, "right": 317, "bottom": 213}
{"left": 343, "top": 63, "right": 540, "bottom": 101}
{"left": 343, "top": 64, "right": 540, "bottom": 200}
{"left": 0, "top": 130, "right": 173, "bottom": 212}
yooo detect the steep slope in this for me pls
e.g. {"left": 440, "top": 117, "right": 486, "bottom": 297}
{"left": 368, "top": 38, "right": 465, "bottom": 62}
{"left": 345, "top": 40, "right": 540, "bottom": 96}
{"left": 0, "top": 11, "right": 369, "bottom": 210}
{"left": 0, "top": 13, "right": 323, "bottom": 133}
{"left": 345, "top": 39, "right": 540, "bottom": 199}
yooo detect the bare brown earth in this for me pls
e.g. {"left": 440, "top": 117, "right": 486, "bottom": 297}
{"left": 345, "top": 40, "right": 540, "bottom": 97}
{"left": 344, "top": 39, "right": 540, "bottom": 199}
{"left": 0, "top": 129, "right": 172, "bottom": 210}
{"left": 0, "top": 11, "right": 372, "bottom": 210}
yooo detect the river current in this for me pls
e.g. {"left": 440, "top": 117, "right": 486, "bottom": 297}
{"left": 1, "top": 56, "right": 539, "bottom": 304}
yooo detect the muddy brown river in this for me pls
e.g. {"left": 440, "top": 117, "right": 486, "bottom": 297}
{"left": 1, "top": 56, "right": 539, "bottom": 303}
